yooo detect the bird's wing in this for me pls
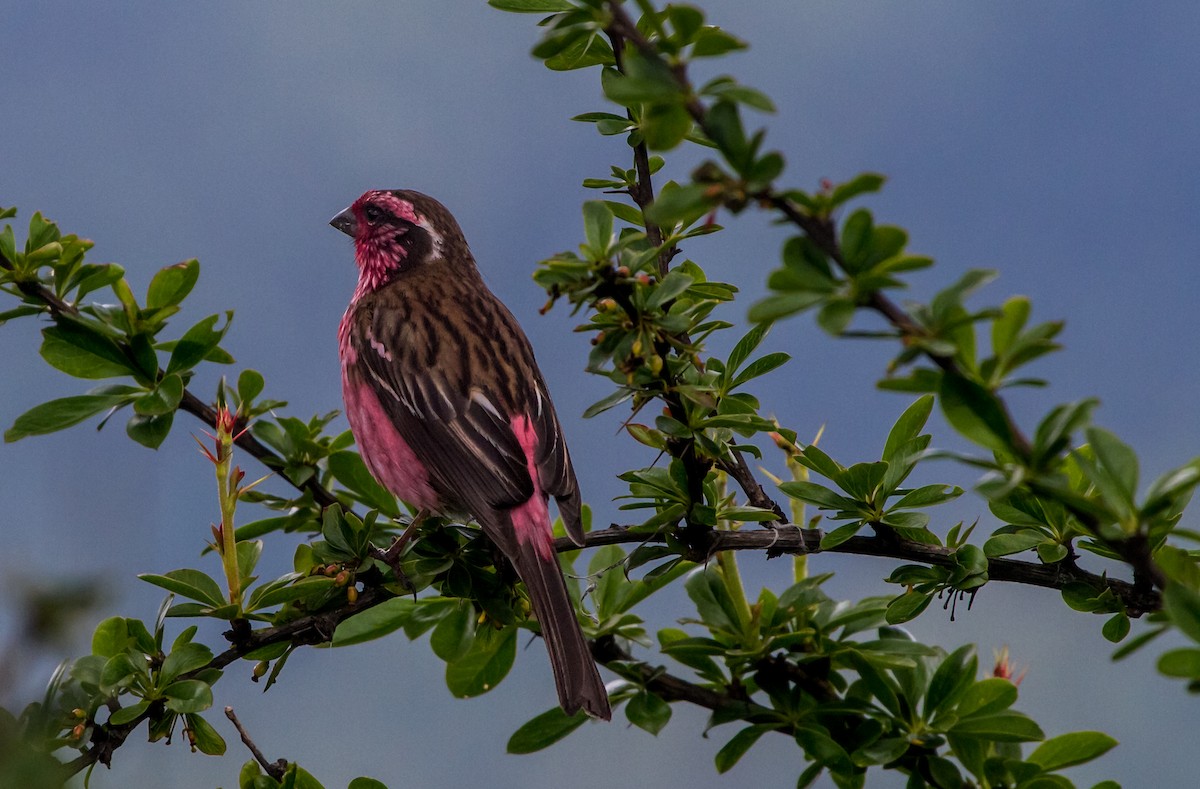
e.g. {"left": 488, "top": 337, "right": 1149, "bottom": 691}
{"left": 348, "top": 295, "right": 533, "bottom": 515}
{"left": 349, "top": 283, "right": 584, "bottom": 543}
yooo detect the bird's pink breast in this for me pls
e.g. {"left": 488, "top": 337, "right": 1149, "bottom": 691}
{"left": 341, "top": 368, "right": 441, "bottom": 511}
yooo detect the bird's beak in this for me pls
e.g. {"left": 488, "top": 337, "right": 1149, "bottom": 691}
{"left": 329, "top": 207, "right": 358, "bottom": 238}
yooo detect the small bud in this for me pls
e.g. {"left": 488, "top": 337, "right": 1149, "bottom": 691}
{"left": 648, "top": 354, "right": 663, "bottom": 375}
{"left": 334, "top": 570, "right": 350, "bottom": 587}
{"left": 72, "top": 708, "right": 87, "bottom": 719}
{"left": 631, "top": 338, "right": 643, "bottom": 357}
{"left": 71, "top": 722, "right": 86, "bottom": 741}
{"left": 323, "top": 565, "right": 338, "bottom": 577}
{"left": 346, "top": 585, "right": 359, "bottom": 604}
{"left": 596, "top": 298, "right": 616, "bottom": 313}
{"left": 615, "top": 265, "right": 630, "bottom": 277}
{"left": 768, "top": 431, "right": 797, "bottom": 454}
{"left": 252, "top": 660, "right": 269, "bottom": 680}
{"left": 636, "top": 273, "right": 652, "bottom": 286}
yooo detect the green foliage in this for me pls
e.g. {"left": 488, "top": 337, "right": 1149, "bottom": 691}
{"left": 6, "top": 1, "right": 1195, "bottom": 786}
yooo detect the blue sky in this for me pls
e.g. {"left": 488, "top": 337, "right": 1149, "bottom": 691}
{"left": 4, "top": 2, "right": 1200, "bottom": 786}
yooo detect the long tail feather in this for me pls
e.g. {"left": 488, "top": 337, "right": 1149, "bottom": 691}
{"left": 512, "top": 538, "right": 611, "bottom": 720}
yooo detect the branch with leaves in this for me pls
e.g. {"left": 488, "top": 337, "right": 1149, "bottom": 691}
{"left": 6, "top": 2, "right": 1200, "bottom": 788}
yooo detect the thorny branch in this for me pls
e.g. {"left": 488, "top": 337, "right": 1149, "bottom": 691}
{"left": 2, "top": 22, "right": 1167, "bottom": 772}
{"left": 602, "top": 0, "right": 1169, "bottom": 591}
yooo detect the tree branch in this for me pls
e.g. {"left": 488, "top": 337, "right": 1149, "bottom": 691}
{"left": 602, "top": 0, "right": 1177, "bottom": 592}
{"left": 557, "top": 525, "right": 1161, "bottom": 616}
{"left": 225, "top": 706, "right": 288, "bottom": 780}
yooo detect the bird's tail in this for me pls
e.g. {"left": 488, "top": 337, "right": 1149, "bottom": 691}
{"left": 512, "top": 537, "right": 612, "bottom": 720}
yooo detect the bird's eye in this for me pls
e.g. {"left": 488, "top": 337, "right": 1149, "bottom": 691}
{"left": 362, "top": 205, "right": 385, "bottom": 224}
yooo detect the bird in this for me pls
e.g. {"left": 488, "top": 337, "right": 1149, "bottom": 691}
{"left": 330, "top": 189, "right": 611, "bottom": 720}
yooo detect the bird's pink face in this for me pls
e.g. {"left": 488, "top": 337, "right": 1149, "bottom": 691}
{"left": 330, "top": 190, "right": 444, "bottom": 294}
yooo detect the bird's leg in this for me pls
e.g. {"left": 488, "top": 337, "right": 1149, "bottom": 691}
{"left": 370, "top": 508, "right": 429, "bottom": 591}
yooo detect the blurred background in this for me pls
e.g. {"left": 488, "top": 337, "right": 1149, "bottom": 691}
{"left": 3, "top": 2, "right": 1199, "bottom": 786}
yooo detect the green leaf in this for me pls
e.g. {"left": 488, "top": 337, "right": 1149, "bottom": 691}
{"left": 109, "top": 699, "right": 152, "bottom": 726}
{"left": 730, "top": 352, "right": 790, "bottom": 389}
{"left": 939, "top": 374, "right": 1016, "bottom": 454}
{"left": 147, "top": 259, "right": 200, "bottom": 309}
{"left": 238, "top": 369, "right": 265, "bottom": 404}
{"left": 822, "top": 523, "right": 872, "bottom": 555}
{"left": 925, "top": 645, "right": 977, "bottom": 716}
{"left": 644, "top": 183, "right": 713, "bottom": 226}
{"left": 882, "top": 395, "right": 934, "bottom": 462}
{"left": 582, "top": 200, "right": 613, "bottom": 255}
{"left": 347, "top": 780, "right": 389, "bottom": 789}
{"left": 92, "top": 617, "right": 132, "bottom": 658}
{"left": 992, "top": 295, "right": 1031, "bottom": 356}
{"left": 332, "top": 597, "right": 417, "bottom": 646}
{"left": 430, "top": 600, "right": 477, "bottom": 663}
{"left": 100, "top": 653, "right": 141, "bottom": 691}
{"left": 582, "top": 388, "right": 634, "bottom": 418}
{"left": 952, "top": 711, "right": 1044, "bottom": 742}
{"left": 746, "top": 291, "right": 826, "bottom": 323}
{"left": 885, "top": 590, "right": 932, "bottom": 624}
{"left": 816, "top": 299, "right": 855, "bottom": 335}
{"left": 160, "top": 642, "right": 214, "bottom": 684}
{"left": 1085, "top": 426, "right": 1138, "bottom": 501}
{"left": 445, "top": 625, "right": 517, "bottom": 698}
{"left": 644, "top": 271, "right": 695, "bottom": 310}
{"left": 488, "top": 0, "right": 574, "bottom": 11}
{"left": 5, "top": 393, "right": 130, "bottom": 442}
{"left": 890, "top": 484, "right": 961, "bottom": 510}
{"left": 684, "top": 567, "right": 742, "bottom": 634}
{"left": 601, "top": 63, "right": 679, "bottom": 106}
{"left": 641, "top": 102, "right": 693, "bottom": 150}
{"left": 829, "top": 173, "right": 886, "bottom": 208}
{"left": 126, "top": 411, "right": 175, "bottom": 449}
{"left": 1158, "top": 647, "right": 1200, "bottom": 678}
{"left": 139, "top": 569, "right": 227, "bottom": 607}
{"left": 625, "top": 690, "right": 671, "bottom": 735}
{"left": 185, "top": 712, "right": 227, "bottom": 756}
{"left": 250, "top": 576, "right": 334, "bottom": 610}
{"left": 134, "top": 373, "right": 184, "bottom": 416}
{"left": 715, "top": 724, "right": 771, "bottom": 773}
{"left": 166, "top": 312, "right": 232, "bottom": 375}
{"left": 327, "top": 451, "right": 400, "bottom": 517}
{"left": 40, "top": 325, "right": 132, "bottom": 379}
{"left": 162, "top": 678, "right": 213, "bottom": 713}
{"left": 778, "top": 481, "right": 857, "bottom": 511}
{"left": 726, "top": 322, "right": 771, "bottom": 377}
{"left": 507, "top": 706, "right": 588, "bottom": 754}
{"left": 1028, "top": 731, "right": 1118, "bottom": 771}
{"left": 983, "top": 531, "right": 1045, "bottom": 557}
{"left": 1164, "top": 583, "right": 1200, "bottom": 644}
{"left": 692, "top": 28, "right": 747, "bottom": 58}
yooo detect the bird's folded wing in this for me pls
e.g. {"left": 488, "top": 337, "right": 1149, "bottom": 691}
{"left": 351, "top": 314, "right": 534, "bottom": 514}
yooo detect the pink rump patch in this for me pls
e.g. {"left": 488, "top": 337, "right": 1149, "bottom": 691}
{"left": 509, "top": 414, "right": 553, "bottom": 560}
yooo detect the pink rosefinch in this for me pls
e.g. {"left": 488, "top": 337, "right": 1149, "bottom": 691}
{"left": 331, "top": 189, "right": 611, "bottom": 720}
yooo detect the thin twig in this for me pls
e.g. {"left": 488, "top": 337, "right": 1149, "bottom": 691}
{"left": 225, "top": 706, "right": 288, "bottom": 780}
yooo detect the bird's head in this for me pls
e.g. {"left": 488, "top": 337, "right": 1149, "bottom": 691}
{"left": 331, "top": 189, "right": 466, "bottom": 293}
